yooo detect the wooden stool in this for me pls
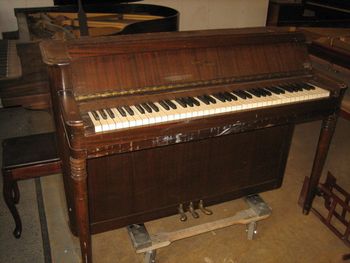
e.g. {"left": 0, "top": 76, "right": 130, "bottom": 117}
{"left": 2, "top": 132, "right": 61, "bottom": 238}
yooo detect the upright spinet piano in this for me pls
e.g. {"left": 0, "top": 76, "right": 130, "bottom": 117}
{"left": 40, "top": 28, "right": 346, "bottom": 262}
{"left": 0, "top": 0, "right": 178, "bottom": 109}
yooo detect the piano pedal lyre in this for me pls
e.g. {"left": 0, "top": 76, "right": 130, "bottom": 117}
{"left": 178, "top": 204, "right": 187, "bottom": 222}
{"left": 198, "top": 200, "right": 213, "bottom": 215}
{"left": 188, "top": 201, "right": 200, "bottom": 219}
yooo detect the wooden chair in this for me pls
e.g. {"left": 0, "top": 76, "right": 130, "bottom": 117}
{"left": 2, "top": 132, "right": 61, "bottom": 238}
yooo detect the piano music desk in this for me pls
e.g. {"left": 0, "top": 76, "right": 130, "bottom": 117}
{"left": 2, "top": 132, "right": 61, "bottom": 238}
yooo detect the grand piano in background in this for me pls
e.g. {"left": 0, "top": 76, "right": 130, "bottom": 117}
{"left": 0, "top": 0, "right": 178, "bottom": 109}
{"left": 267, "top": 0, "right": 350, "bottom": 27}
{"left": 40, "top": 27, "right": 346, "bottom": 262}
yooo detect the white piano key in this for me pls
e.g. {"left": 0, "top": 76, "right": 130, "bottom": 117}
{"left": 111, "top": 108, "right": 130, "bottom": 128}
{"left": 88, "top": 111, "right": 103, "bottom": 133}
{"left": 96, "top": 110, "right": 110, "bottom": 131}
{"left": 103, "top": 109, "right": 116, "bottom": 130}
{"left": 130, "top": 106, "right": 146, "bottom": 126}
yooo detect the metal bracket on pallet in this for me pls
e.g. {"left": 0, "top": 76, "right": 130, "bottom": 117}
{"left": 127, "top": 194, "right": 271, "bottom": 263}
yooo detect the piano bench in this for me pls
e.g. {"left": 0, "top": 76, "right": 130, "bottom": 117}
{"left": 2, "top": 132, "right": 61, "bottom": 238}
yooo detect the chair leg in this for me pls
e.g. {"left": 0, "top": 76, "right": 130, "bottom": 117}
{"left": 12, "top": 181, "right": 20, "bottom": 204}
{"left": 3, "top": 174, "right": 22, "bottom": 238}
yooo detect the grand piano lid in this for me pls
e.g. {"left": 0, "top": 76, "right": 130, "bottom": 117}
{"left": 53, "top": 0, "right": 142, "bottom": 4}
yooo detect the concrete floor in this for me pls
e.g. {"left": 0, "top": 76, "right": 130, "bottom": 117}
{"left": 40, "top": 118, "right": 350, "bottom": 263}
{"left": 0, "top": 107, "right": 349, "bottom": 263}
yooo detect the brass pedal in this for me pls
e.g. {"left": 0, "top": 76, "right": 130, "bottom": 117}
{"left": 188, "top": 201, "right": 199, "bottom": 219}
{"left": 178, "top": 204, "right": 187, "bottom": 222}
{"left": 199, "top": 200, "right": 213, "bottom": 215}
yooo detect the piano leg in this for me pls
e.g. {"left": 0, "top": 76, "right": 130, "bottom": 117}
{"left": 70, "top": 157, "right": 92, "bottom": 263}
{"left": 302, "top": 113, "right": 338, "bottom": 214}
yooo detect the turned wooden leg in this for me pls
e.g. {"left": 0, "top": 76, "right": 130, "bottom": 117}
{"left": 70, "top": 157, "right": 92, "bottom": 263}
{"left": 3, "top": 171, "right": 22, "bottom": 238}
{"left": 303, "top": 113, "right": 338, "bottom": 214}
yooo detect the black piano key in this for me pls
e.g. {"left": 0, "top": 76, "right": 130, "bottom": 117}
{"left": 264, "top": 87, "right": 274, "bottom": 94}
{"left": 255, "top": 88, "right": 267, "bottom": 97}
{"left": 92, "top": 111, "right": 100, "bottom": 121}
{"left": 288, "top": 84, "right": 298, "bottom": 92}
{"left": 213, "top": 93, "right": 226, "bottom": 102}
{"left": 241, "top": 90, "right": 253, "bottom": 99}
{"left": 106, "top": 108, "right": 115, "bottom": 118}
{"left": 232, "top": 90, "right": 247, "bottom": 100}
{"left": 293, "top": 82, "right": 308, "bottom": 91}
{"left": 148, "top": 102, "right": 159, "bottom": 112}
{"left": 205, "top": 95, "right": 216, "bottom": 104}
{"left": 304, "top": 82, "right": 315, "bottom": 90}
{"left": 265, "top": 86, "right": 280, "bottom": 95}
{"left": 175, "top": 98, "right": 187, "bottom": 108}
{"left": 221, "top": 92, "right": 232, "bottom": 101}
{"left": 224, "top": 92, "right": 237, "bottom": 101}
{"left": 124, "top": 105, "right": 134, "bottom": 116}
{"left": 135, "top": 104, "right": 145, "bottom": 114}
{"left": 273, "top": 86, "right": 285, "bottom": 94}
{"left": 289, "top": 83, "right": 303, "bottom": 91}
{"left": 184, "top": 97, "right": 194, "bottom": 107}
{"left": 260, "top": 88, "right": 272, "bottom": 96}
{"left": 189, "top": 97, "right": 200, "bottom": 106}
{"left": 159, "top": 100, "right": 171, "bottom": 110}
{"left": 247, "top": 89, "right": 261, "bottom": 97}
{"left": 278, "top": 84, "right": 294, "bottom": 93}
{"left": 141, "top": 103, "right": 152, "bottom": 113}
{"left": 99, "top": 109, "right": 108, "bottom": 119}
{"left": 285, "top": 83, "right": 300, "bottom": 92}
{"left": 299, "top": 82, "right": 315, "bottom": 90}
{"left": 197, "top": 95, "right": 210, "bottom": 105}
{"left": 212, "top": 92, "right": 226, "bottom": 102}
{"left": 165, "top": 99, "right": 177, "bottom": 109}
{"left": 117, "top": 106, "right": 127, "bottom": 117}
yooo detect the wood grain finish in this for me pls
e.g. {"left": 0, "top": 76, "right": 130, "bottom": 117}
{"left": 87, "top": 124, "right": 293, "bottom": 233}
{"left": 40, "top": 28, "right": 347, "bottom": 262}
{"left": 1, "top": 3, "right": 178, "bottom": 109}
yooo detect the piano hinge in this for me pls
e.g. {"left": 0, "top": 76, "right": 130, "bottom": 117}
{"left": 74, "top": 70, "right": 310, "bottom": 101}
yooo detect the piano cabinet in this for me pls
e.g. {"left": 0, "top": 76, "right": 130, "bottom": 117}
{"left": 40, "top": 28, "right": 347, "bottom": 262}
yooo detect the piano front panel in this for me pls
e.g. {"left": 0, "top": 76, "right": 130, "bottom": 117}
{"left": 87, "top": 124, "right": 293, "bottom": 233}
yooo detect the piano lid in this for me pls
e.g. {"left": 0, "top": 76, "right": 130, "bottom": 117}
{"left": 40, "top": 28, "right": 311, "bottom": 100}
{"left": 54, "top": 0, "right": 141, "bottom": 5}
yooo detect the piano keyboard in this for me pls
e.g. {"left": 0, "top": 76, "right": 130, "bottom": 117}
{"left": 0, "top": 40, "right": 22, "bottom": 80}
{"left": 87, "top": 82, "right": 330, "bottom": 133}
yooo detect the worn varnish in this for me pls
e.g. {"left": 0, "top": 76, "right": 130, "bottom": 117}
{"left": 40, "top": 28, "right": 347, "bottom": 263}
